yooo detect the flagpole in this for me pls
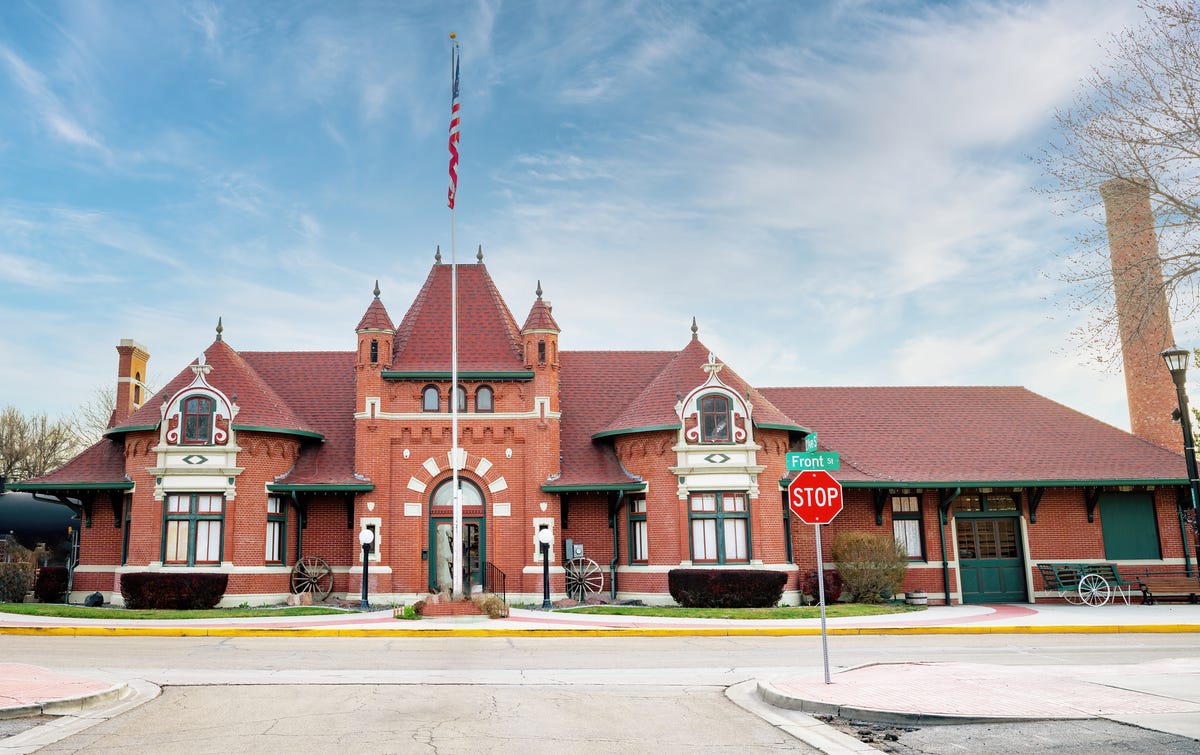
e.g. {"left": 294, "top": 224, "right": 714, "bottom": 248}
{"left": 448, "top": 33, "right": 463, "bottom": 599}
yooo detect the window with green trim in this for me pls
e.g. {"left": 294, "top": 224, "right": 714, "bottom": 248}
{"left": 164, "top": 493, "right": 224, "bottom": 565}
{"left": 629, "top": 497, "right": 648, "bottom": 563}
{"left": 266, "top": 495, "right": 286, "bottom": 564}
{"left": 182, "top": 396, "right": 214, "bottom": 444}
{"left": 700, "top": 394, "right": 731, "bottom": 443}
{"left": 476, "top": 385, "right": 494, "bottom": 412}
{"left": 891, "top": 495, "right": 924, "bottom": 559}
{"left": 422, "top": 385, "right": 440, "bottom": 412}
{"left": 689, "top": 491, "right": 749, "bottom": 563}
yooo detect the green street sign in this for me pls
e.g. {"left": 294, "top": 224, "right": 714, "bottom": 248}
{"left": 786, "top": 451, "right": 840, "bottom": 471}
{"left": 804, "top": 433, "right": 818, "bottom": 453}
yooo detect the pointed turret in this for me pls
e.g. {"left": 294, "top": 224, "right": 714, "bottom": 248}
{"left": 521, "top": 280, "right": 560, "bottom": 369}
{"left": 356, "top": 280, "right": 396, "bottom": 370}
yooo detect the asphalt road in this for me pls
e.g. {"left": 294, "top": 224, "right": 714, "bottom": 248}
{"left": 5, "top": 634, "right": 1199, "bottom": 753}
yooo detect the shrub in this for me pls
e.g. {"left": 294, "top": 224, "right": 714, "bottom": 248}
{"left": 120, "top": 572, "right": 228, "bottom": 610}
{"left": 0, "top": 562, "right": 34, "bottom": 603}
{"left": 801, "top": 569, "right": 843, "bottom": 605}
{"left": 831, "top": 532, "right": 908, "bottom": 603}
{"left": 34, "top": 566, "right": 69, "bottom": 603}
{"left": 668, "top": 569, "right": 787, "bottom": 608}
{"left": 412, "top": 599, "right": 426, "bottom": 617}
{"left": 472, "top": 593, "right": 509, "bottom": 618}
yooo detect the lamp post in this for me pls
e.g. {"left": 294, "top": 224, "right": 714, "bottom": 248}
{"left": 358, "top": 526, "right": 375, "bottom": 611}
{"left": 1162, "top": 345, "right": 1200, "bottom": 576}
{"left": 537, "top": 527, "right": 553, "bottom": 610}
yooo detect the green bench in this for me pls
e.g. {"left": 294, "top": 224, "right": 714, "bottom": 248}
{"left": 1036, "top": 563, "right": 1136, "bottom": 606}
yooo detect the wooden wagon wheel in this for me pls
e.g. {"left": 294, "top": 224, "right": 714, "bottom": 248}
{"left": 564, "top": 557, "right": 604, "bottom": 602}
{"left": 1078, "top": 573, "right": 1111, "bottom": 607}
{"left": 291, "top": 556, "right": 334, "bottom": 601}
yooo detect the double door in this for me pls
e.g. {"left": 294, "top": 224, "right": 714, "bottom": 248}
{"left": 429, "top": 517, "right": 484, "bottom": 593}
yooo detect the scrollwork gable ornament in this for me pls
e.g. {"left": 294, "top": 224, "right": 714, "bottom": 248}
{"left": 160, "top": 356, "right": 239, "bottom": 446}
{"left": 678, "top": 356, "right": 751, "bottom": 445}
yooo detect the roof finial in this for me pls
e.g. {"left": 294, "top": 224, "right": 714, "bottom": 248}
{"left": 477, "top": 244, "right": 483, "bottom": 263}
{"left": 373, "top": 280, "right": 381, "bottom": 298}
{"left": 216, "top": 316, "right": 224, "bottom": 342}
{"left": 435, "top": 245, "right": 442, "bottom": 264}
{"left": 536, "top": 280, "right": 543, "bottom": 300}
{"left": 690, "top": 316, "right": 698, "bottom": 341}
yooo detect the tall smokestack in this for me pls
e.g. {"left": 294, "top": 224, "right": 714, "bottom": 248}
{"left": 1100, "top": 178, "right": 1180, "bottom": 452}
{"left": 112, "top": 339, "right": 150, "bottom": 427}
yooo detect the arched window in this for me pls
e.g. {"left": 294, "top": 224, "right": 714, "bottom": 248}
{"left": 182, "top": 395, "right": 215, "bottom": 444}
{"left": 454, "top": 385, "right": 467, "bottom": 412}
{"left": 133, "top": 372, "right": 142, "bottom": 405}
{"left": 700, "top": 394, "right": 731, "bottom": 443}
{"left": 422, "top": 385, "right": 440, "bottom": 412}
{"left": 431, "top": 478, "right": 484, "bottom": 507}
{"left": 475, "top": 385, "right": 494, "bottom": 412}
{"left": 370, "top": 339, "right": 378, "bottom": 363}
{"left": 537, "top": 339, "right": 546, "bottom": 364}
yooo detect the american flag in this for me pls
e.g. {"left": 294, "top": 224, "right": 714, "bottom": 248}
{"left": 447, "top": 49, "right": 460, "bottom": 210}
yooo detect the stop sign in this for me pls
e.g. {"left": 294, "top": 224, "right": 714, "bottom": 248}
{"left": 788, "top": 470, "right": 844, "bottom": 525}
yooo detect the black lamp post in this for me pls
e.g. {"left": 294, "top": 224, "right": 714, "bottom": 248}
{"left": 359, "top": 526, "right": 375, "bottom": 611}
{"left": 537, "top": 527, "right": 553, "bottom": 609}
{"left": 1162, "top": 345, "right": 1200, "bottom": 575}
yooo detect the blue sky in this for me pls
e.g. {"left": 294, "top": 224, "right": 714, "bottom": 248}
{"left": 0, "top": 0, "right": 1172, "bottom": 431}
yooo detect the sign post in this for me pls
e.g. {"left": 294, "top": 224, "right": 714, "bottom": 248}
{"left": 788, "top": 469, "right": 845, "bottom": 684}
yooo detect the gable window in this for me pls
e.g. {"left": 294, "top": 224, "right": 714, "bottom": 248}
{"left": 182, "top": 396, "right": 214, "bottom": 444}
{"left": 422, "top": 385, "right": 440, "bottom": 412}
{"left": 476, "top": 385, "right": 494, "bottom": 412}
{"left": 163, "top": 493, "right": 224, "bottom": 565}
{"left": 629, "top": 497, "right": 648, "bottom": 563}
{"left": 688, "top": 491, "right": 749, "bottom": 563}
{"left": 700, "top": 394, "right": 731, "bottom": 443}
{"left": 891, "top": 495, "right": 924, "bottom": 560}
{"left": 266, "top": 495, "right": 287, "bottom": 564}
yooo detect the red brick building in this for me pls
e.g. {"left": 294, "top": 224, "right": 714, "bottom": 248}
{"left": 13, "top": 255, "right": 1196, "bottom": 606}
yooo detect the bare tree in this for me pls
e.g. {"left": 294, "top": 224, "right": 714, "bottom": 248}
{"left": 1040, "top": 1, "right": 1200, "bottom": 361}
{"left": 0, "top": 406, "right": 76, "bottom": 482}
{"left": 66, "top": 385, "right": 118, "bottom": 450}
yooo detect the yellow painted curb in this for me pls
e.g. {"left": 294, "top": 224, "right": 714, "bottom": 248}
{"left": 0, "top": 623, "right": 1197, "bottom": 638}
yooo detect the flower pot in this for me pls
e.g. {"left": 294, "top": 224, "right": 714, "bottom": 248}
{"left": 906, "top": 592, "right": 928, "bottom": 605}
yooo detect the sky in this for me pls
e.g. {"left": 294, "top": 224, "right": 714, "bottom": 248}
{"left": 0, "top": 0, "right": 1181, "bottom": 432}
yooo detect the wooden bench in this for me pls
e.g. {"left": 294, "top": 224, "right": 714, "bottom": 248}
{"left": 1037, "top": 563, "right": 1135, "bottom": 605}
{"left": 1137, "top": 574, "right": 1200, "bottom": 605}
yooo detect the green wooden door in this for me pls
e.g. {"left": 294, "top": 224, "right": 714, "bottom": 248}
{"left": 956, "top": 517, "right": 1026, "bottom": 602}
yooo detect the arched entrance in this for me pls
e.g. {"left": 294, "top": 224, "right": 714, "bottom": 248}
{"left": 427, "top": 478, "right": 487, "bottom": 593}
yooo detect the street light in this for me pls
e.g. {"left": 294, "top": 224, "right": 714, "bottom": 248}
{"left": 1162, "top": 345, "right": 1200, "bottom": 575}
{"left": 537, "top": 527, "right": 553, "bottom": 610}
{"left": 359, "top": 526, "right": 375, "bottom": 611}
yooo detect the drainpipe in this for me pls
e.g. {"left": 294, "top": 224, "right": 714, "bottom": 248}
{"left": 938, "top": 488, "right": 961, "bottom": 606}
{"left": 291, "top": 492, "right": 303, "bottom": 560}
{"left": 609, "top": 491, "right": 625, "bottom": 600}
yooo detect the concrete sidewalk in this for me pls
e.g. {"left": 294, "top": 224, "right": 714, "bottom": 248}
{"left": 2, "top": 602, "right": 1199, "bottom": 754}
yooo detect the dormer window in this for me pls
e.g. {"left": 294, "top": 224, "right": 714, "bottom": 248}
{"left": 700, "top": 394, "right": 730, "bottom": 443}
{"left": 182, "top": 395, "right": 215, "bottom": 444}
{"left": 422, "top": 385, "right": 440, "bottom": 412}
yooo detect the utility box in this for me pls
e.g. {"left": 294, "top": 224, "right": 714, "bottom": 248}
{"left": 563, "top": 539, "right": 584, "bottom": 560}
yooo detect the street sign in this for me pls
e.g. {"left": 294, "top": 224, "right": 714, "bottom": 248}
{"left": 786, "top": 451, "right": 840, "bottom": 471}
{"left": 804, "top": 433, "right": 818, "bottom": 453}
{"left": 787, "top": 470, "right": 844, "bottom": 525}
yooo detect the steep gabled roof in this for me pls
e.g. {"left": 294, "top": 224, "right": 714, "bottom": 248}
{"left": 109, "top": 339, "right": 319, "bottom": 439}
{"left": 356, "top": 295, "right": 395, "bottom": 332}
{"left": 760, "top": 386, "right": 1186, "bottom": 486}
{"left": 392, "top": 263, "right": 524, "bottom": 372}
{"left": 554, "top": 350, "right": 676, "bottom": 488}
{"left": 9, "top": 439, "right": 130, "bottom": 490}
{"left": 521, "top": 286, "right": 560, "bottom": 333}
{"left": 241, "top": 351, "right": 363, "bottom": 487}
{"left": 596, "top": 338, "right": 805, "bottom": 438}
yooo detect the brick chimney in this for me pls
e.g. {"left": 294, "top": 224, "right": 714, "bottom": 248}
{"left": 1100, "top": 178, "right": 1180, "bottom": 452}
{"left": 112, "top": 339, "right": 150, "bottom": 427}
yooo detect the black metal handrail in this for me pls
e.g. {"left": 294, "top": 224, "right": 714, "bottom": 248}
{"left": 483, "top": 561, "right": 506, "bottom": 606}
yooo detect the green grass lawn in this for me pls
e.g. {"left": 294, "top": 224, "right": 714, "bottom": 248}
{"left": 559, "top": 603, "right": 926, "bottom": 620}
{"left": 0, "top": 602, "right": 348, "bottom": 620}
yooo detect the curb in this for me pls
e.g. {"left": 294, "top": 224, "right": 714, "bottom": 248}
{"left": 757, "top": 680, "right": 1080, "bottom": 727}
{"left": 1, "top": 623, "right": 1199, "bottom": 638}
{"left": 0, "top": 683, "right": 126, "bottom": 720}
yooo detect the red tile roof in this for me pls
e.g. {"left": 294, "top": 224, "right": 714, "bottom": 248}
{"left": 759, "top": 386, "right": 1186, "bottom": 485}
{"left": 241, "top": 351, "right": 362, "bottom": 486}
{"left": 521, "top": 292, "right": 560, "bottom": 333}
{"left": 355, "top": 296, "right": 395, "bottom": 332}
{"left": 597, "top": 338, "right": 804, "bottom": 437}
{"left": 13, "top": 439, "right": 128, "bottom": 488}
{"left": 392, "top": 264, "right": 525, "bottom": 372}
{"left": 555, "top": 350, "right": 676, "bottom": 486}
